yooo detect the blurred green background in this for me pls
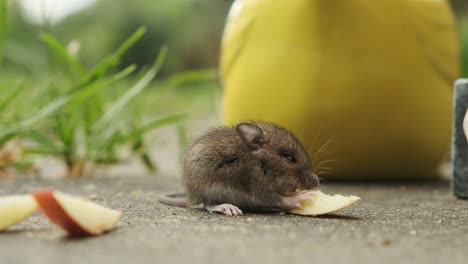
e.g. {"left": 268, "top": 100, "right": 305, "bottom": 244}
{"left": 2, "top": 0, "right": 468, "bottom": 77}
{"left": 0, "top": 0, "right": 468, "bottom": 177}
{"left": 1, "top": 0, "right": 233, "bottom": 77}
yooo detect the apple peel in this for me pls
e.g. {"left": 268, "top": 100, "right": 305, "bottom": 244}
{"left": 288, "top": 190, "right": 361, "bottom": 216}
{"left": 0, "top": 195, "right": 38, "bottom": 231}
{"left": 33, "top": 191, "right": 122, "bottom": 236}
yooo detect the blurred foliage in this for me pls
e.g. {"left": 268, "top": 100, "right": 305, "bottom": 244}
{"left": 0, "top": 0, "right": 5, "bottom": 64}
{"left": 0, "top": 0, "right": 221, "bottom": 177}
{"left": 29, "top": 28, "right": 186, "bottom": 176}
{"left": 1, "top": 26, "right": 193, "bottom": 176}
{"left": 1, "top": 0, "right": 233, "bottom": 77}
{"left": 58, "top": 0, "right": 233, "bottom": 76}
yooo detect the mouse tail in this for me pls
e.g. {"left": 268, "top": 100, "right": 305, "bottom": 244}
{"left": 158, "top": 192, "right": 189, "bottom": 207}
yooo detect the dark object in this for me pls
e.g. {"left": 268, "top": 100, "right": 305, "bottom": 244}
{"left": 452, "top": 79, "right": 468, "bottom": 199}
{"left": 159, "top": 122, "right": 320, "bottom": 216}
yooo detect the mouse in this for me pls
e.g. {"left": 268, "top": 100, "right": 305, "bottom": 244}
{"left": 158, "top": 122, "right": 320, "bottom": 216}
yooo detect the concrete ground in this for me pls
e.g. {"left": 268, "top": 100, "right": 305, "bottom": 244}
{"left": 0, "top": 175, "right": 467, "bottom": 264}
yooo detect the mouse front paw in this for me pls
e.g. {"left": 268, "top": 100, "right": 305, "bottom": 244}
{"left": 205, "top": 203, "right": 243, "bottom": 217}
{"left": 280, "top": 190, "right": 315, "bottom": 210}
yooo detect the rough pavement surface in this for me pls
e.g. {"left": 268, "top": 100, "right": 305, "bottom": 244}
{"left": 0, "top": 176, "right": 467, "bottom": 264}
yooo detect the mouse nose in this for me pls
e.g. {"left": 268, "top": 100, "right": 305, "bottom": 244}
{"left": 310, "top": 172, "right": 320, "bottom": 188}
{"left": 303, "top": 171, "right": 320, "bottom": 189}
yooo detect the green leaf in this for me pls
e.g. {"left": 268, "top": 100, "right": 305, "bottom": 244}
{"left": 0, "top": 0, "right": 6, "bottom": 64}
{"left": 162, "top": 68, "right": 217, "bottom": 88}
{"left": 21, "top": 147, "right": 60, "bottom": 156}
{"left": 83, "top": 94, "right": 105, "bottom": 135}
{"left": 81, "top": 27, "right": 146, "bottom": 84}
{"left": 93, "top": 46, "right": 168, "bottom": 130}
{"left": 1, "top": 95, "right": 71, "bottom": 137}
{"left": 0, "top": 79, "right": 23, "bottom": 93}
{"left": 0, "top": 81, "right": 24, "bottom": 111}
{"left": 0, "top": 133, "right": 15, "bottom": 146}
{"left": 10, "top": 160, "right": 33, "bottom": 172}
{"left": 68, "top": 64, "right": 136, "bottom": 108}
{"left": 58, "top": 65, "right": 136, "bottom": 158}
{"left": 27, "top": 130, "right": 61, "bottom": 154}
{"left": 91, "top": 121, "right": 123, "bottom": 156}
{"left": 131, "top": 138, "right": 157, "bottom": 172}
{"left": 0, "top": 65, "right": 135, "bottom": 138}
{"left": 140, "top": 151, "right": 157, "bottom": 172}
{"left": 119, "top": 113, "right": 187, "bottom": 144}
{"left": 39, "top": 32, "right": 85, "bottom": 77}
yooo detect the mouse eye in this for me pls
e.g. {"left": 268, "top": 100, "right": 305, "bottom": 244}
{"left": 282, "top": 153, "right": 296, "bottom": 163}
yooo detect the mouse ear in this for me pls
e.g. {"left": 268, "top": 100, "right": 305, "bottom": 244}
{"left": 236, "top": 122, "right": 266, "bottom": 150}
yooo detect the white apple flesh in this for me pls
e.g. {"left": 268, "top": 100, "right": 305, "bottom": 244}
{"left": 0, "top": 195, "right": 38, "bottom": 231}
{"left": 288, "top": 191, "right": 361, "bottom": 216}
{"left": 33, "top": 191, "right": 122, "bottom": 236}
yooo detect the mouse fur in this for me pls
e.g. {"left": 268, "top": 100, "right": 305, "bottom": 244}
{"left": 159, "top": 122, "right": 320, "bottom": 216}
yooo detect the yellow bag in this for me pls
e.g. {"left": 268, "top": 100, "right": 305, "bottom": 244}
{"left": 221, "top": 0, "right": 460, "bottom": 180}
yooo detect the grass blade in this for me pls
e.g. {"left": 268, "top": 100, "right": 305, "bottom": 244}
{"left": 81, "top": 27, "right": 146, "bottom": 84}
{"left": 1, "top": 95, "right": 71, "bottom": 136}
{"left": 132, "top": 138, "right": 157, "bottom": 172}
{"left": 27, "top": 130, "right": 61, "bottom": 154}
{"left": 162, "top": 68, "right": 217, "bottom": 88}
{"left": 0, "top": 81, "right": 24, "bottom": 110}
{"left": 94, "top": 46, "right": 168, "bottom": 129}
{"left": 58, "top": 64, "right": 136, "bottom": 155}
{"left": 21, "top": 147, "right": 60, "bottom": 156}
{"left": 0, "top": 65, "right": 136, "bottom": 137}
{"left": 0, "top": 0, "right": 6, "bottom": 64}
{"left": 0, "top": 133, "right": 15, "bottom": 146}
{"left": 119, "top": 113, "right": 187, "bottom": 144}
{"left": 68, "top": 64, "right": 136, "bottom": 107}
{"left": 39, "top": 32, "right": 85, "bottom": 77}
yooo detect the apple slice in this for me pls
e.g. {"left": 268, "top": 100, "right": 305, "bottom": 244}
{"left": 33, "top": 191, "right": 121, "bottom": 236}
{"left": 288, "top": 190, "right": 361, "bottom": 216}
{"left": 0, "top": 195, "right": 38, "bottom": 231}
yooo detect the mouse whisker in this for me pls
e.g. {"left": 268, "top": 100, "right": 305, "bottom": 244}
{"left": 317, "top": 171, "right": 336, "bottom": 178}
{"left": 313, "top": 153, "right": 335, "bottom": 172}
{"left": 317, "top": 176, "right": 328, "bottom": 182}
{"left": 313, "top": 138, "right": 333, "bottom": 159}
{"left": 317, "top": 170, "right": 334, "bottom": 174}
{"left": 307, "top": 127, "right": 322, "bottom": 155}
{"left": 287, "top": 181, "right": 299, "bottom": 193}
{"left": 316, "top": 165, "right": 335, "bottom": 175}
{"left": 317, "top": 168, "right": 335, "bottom": 174}
{"left": 268, "top": 174, "right": 286, "bottom": 190}
{"left": 277, "top": 175, "right": 299, "bottom": 193}
{"left": 315, "top": 159, "right": 336, "bottom": 172}
{"left": 311, "top": 138, "right": 334, "bottom": 169}
{"left": 317, "top": 166, "right": 335, "bottom": 172}
{"left": 314, "top": 138, "right": 333, "bottom": 158}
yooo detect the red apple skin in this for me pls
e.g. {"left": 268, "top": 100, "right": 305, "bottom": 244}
{"left": 33, "top": 191, "right": 93, "bottom": 237}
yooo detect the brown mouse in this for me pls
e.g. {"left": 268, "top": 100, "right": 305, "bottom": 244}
{"left": 158, "top": 122, "right": 320, "bottom": 216}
